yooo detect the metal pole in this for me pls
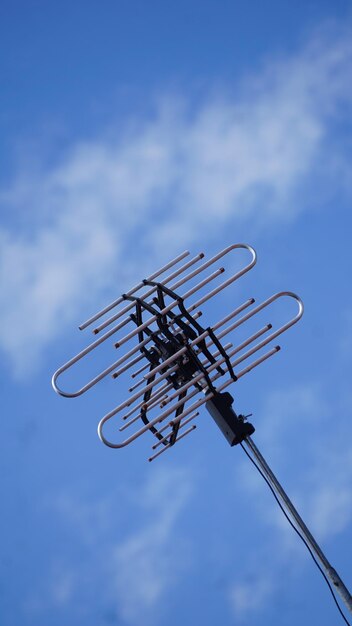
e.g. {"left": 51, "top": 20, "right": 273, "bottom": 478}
{"left": 243, "top": 435, "right": 352, "bottom": 615}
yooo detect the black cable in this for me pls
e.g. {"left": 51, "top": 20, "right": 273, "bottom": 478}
{"left": 240, "top": 442, "right": 351, "bottom": 626}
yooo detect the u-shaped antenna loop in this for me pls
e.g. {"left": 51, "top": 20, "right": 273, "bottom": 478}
{"left": 96, "top": 290, "right": 303, "bottom": 449}
{"left": 51, "top": 244, "right": 257, "bottom": 398}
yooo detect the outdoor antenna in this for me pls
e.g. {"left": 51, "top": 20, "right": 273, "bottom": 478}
{"left": 52, "top": 243, "right": 352, "bottom": 623}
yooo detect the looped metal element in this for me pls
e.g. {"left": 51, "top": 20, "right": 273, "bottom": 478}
{"left": 52, "top": 244, "right": 257, "bottom": 398}
{"left": 97, "top": 291, "right": 303, "bottom": 451}
{"left": 51, "top": 244, "right": 303, "bottom": 461}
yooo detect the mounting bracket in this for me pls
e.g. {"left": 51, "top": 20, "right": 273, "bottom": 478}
{"left": 206, "top": 392, "right": 255, "bottom": 445}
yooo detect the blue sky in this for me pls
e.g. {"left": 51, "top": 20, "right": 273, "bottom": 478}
{"left": 1, "top": 2, "right": 352, "bottom": 625}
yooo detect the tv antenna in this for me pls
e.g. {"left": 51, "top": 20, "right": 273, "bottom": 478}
{"left": 52, "top": 244, "right": 351, "bottom": 623}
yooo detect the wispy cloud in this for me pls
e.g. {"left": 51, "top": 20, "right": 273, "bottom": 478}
{"left": 112, "top": 467, "right": 193, "bottom": 624}
{"left": 229, "top": 574, "right": 275, "bottom": 621}
{"left": 1, "top": 25, "right": 352, "bottom": 377}
{"left": 24, "top": 561, "right": 77, "bottom": 615}
{"left": 243, "top": 384, "right": 352, "bottom": 541}
{"left": 300, "top": 442, "right": 352, "bottom": 541}
{"left": 27, "top": 466, "right": 194, "bottom": 624}
{"left": 230, "top": 383, "right": 329, "bottom": 535}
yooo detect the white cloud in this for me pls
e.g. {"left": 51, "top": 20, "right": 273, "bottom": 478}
{"left": 28, "top": 466, "right": 194, "bottom": 624}
{"left": 112, "top": 467, "right": 193, "bottom": 624}
{"left": 229, "top": 574, "right": 275, "bottom": 620}
{"left": 48, "top": 567, "right": 76, "bottom": 607}
{"left": 24, "top": 563, "right": 77, "bottom": 615}
{"left": 253, "top": 383, "right": 327, "bottom": 462}
{"left": 307, "top": 484, "right": 352, "bottom": 539}
{"left": 235, "top": 383, "right": 352, "bottom": 539}
{"left": 300, "top": 443, "right": 352, "bottom": 541}
{"left": 1, "top": 26, "right": 352, "bottom": 377}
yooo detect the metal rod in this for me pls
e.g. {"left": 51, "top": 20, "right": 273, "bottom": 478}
{"left": 93, "top": 252, "right": 205, "bottom": 334}
{"left": 52, "top": 333, "right": 153, "bottom": 397}
{"left": 149, "top": 322, "right": 276, "bottom": 414}
{"left": 52, "top": 244, "right": 256, "bottom": 397}
{"left": 114, "top": 267, "right": 225, "bottom": 349}
{"left": 97, "top": 344, "right": 281, "bottom": 449}
{"left": 151, "top": 412, "right": 199, "bottom": 450}
{"left": 96, "top": 245, "right": 252, "bottom": 336}
{"left": 79, "top": 250, "right": 190, "bottom": 330}
{"left": 112, "top": 352, "right": 145, "bottom": 379}
{"left": 148, "top": 425, "right": 197, "bottom": 462}
{"left": 155, "top": 411, "right": 200, "bottom": 438}
{"left": 243, "top": 436, "right": 352, "bottom": 615}
{"left": 119, "top": 383, "right": 171, "bottom": 431}
{"left": 142, "top": 298, "right": 254, "bottom": 379}
{"left": 131, "top": 361, "right": 151, "bottom": 379}
{"left": 113, "top": 242, "right": 256, "bottom": 350}
{"left": 124, "top": 335, "right": 230, "bottom": 430}
{"left": 101, "top": 260, "right": 220, "bottom": 340}
{"left": 97, "top": 289, "right": 302, "bottom": 447}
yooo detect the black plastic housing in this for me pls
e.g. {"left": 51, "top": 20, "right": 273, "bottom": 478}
{"left": 205, "top": 392, "right": 255, "bottom": 446}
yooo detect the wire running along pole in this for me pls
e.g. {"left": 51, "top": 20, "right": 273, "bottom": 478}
{"left": 242, "top": 436, "right": 352, "bottom": 618}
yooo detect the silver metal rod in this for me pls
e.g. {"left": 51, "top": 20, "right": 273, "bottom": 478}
{"left": 131, "top": 361, "right": 151, "bottom": 379}
{"left": 52, "top": 244, "right": 256, "bottom": 397}
{"left": 118, "top": 363, "right": 180, "bottom": 414}
{"left": 129, "top": 339, "right": 231, "bottom": 392}
{"left": 186, "top": 245, "right": 256, "bottom": 312}
{"left": 79, "top": 250, "right": 190, "bottom": 330}
{"left": 52, "top": 331, "right": 156, "bottom": 397}
{"left": 97, "top": 343, "right": 280, "bottom": 448}
{"left": 54, "top": 298, "right": 206, "bottom": 396}
{"left": 113, "top": 242, "right": 257, "bottom": 350}
{"left": 243, "top": 436, "right": 352, "bottom": 615}
{"left": 142, "top": 298, "right": 254, "bottom": 379}
{"left": 114, "top": 267, "right": 225, "bottom": 349}
{"left": 98, "top": 371, "right": 215, "bottom": 448}
{"left": 209, "top": 342, "right": 233, "bottom": 358}
{"left": 121, "top": 244, "right": 254, "bottom": 344}
{"left": 217, "top": 291, "right": 303, "bottom": 344}
{"left": 227, "top": 324, "right": 271, "bottom": 356}
{"left": 155, "top": 411, "right": 200, "bottom": 438}
{"left": 223, "top": 345, "right": 281, "bottom": 388}
{"left": 121, "top": 392, "right": 170, "bottom": 428}
{"left": 97, "top": 288, "right": 302, "bottom": 447}
{"left": 148, "top": 425, "right": 197, "bottom": 462}
{"left": 129, "top": 376, "right": 148, "bottom": 393}
{"left": 151, "top": 411, "right": 199, "bottom": 450}
{"left": 149, "top": 324, "right": 274, "bottom": 413}
{"left": 93, "top": 252, "right": 205, "bottom": 334}
{"left": 122, "top": 384, "right": 170, "bottom": 422}
{"left": 120, "top": 383, "right": 171, "bottom": 431}
{"left": 112, "top": 352, "right": 145, "bottom": 379}
{"left": 94, "top": 252, "right": 208, "bottom": 337}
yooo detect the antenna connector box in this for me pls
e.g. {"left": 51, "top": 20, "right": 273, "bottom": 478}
{"left": 206, "top": 392, "right": 255, "bottom": 446}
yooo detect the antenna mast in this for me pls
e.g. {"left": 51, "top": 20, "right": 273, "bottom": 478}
{"left": 52, "top": 244, "right": 352, "bottom": 622}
